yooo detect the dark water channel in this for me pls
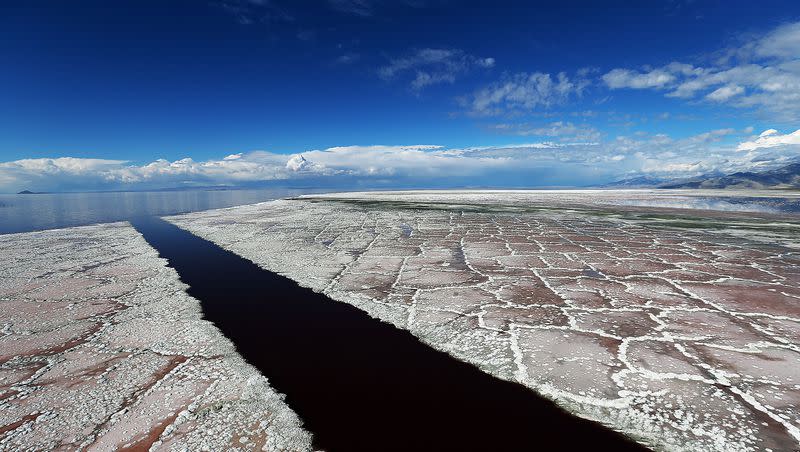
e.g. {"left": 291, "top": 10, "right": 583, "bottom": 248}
{"left": 132, "top": 216, "right": 648, "bottom": 452}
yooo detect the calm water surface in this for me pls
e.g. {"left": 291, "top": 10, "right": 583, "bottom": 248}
{"left": 4, "top": 189, "right": 798, "bottom": 235}
{"left": 614, "top": 195, "right": 800, "bottom": 215}
{"left": 0, "top": 188, "right": 329, "bottom": 234}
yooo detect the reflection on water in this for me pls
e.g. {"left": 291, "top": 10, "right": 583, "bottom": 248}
{"left": 0, "top": 188, "right": 327, "bottom": 234}
{"left": 3, "top": 189, "right": 799, "bottom": 235}
{"left": 612, "top": 195, "right": 800, "bottom": 215}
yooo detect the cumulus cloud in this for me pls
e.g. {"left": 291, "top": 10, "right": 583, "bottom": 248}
{"left": 705, "top": 84, "right": 745, "bottom": 101}
{"left": 0, "top": 145, "right": 497, "bottom": 192}
{"left": 602, "top": 68, "right": 675, "bottom": 89}
{"left": 4, "top": 128, "right": 800, "bottom": 192}
{"left": 445, "top": 130, "right": 766, "bottom": 178}
{"left": 737, "top": 128, "right": 800, "bottom": 151}
{"left": 466, "top": 72, "right": 590, "bottom": 116}
{"left": 378, "top": 48, "right": 495, "bottom": 91}
{"left": 0, "top": 144, "right": 596, "bottom": 192}
{"left": 286, "top": 154, "right": 311, "bottom": 171}
{"left": 0, "top": 153, "right": 312, "bottom": 193}
{"left": 601, "top": 21, "right": 800, "bottom": 120}
{"left": 300, "top": 145, "right": 490, "bottom": 176}
{"left": 610, "top": 126, "right": 800, "bottom": 179}
{"left": 1, "top": 157, "right": 127, "bottom": 176}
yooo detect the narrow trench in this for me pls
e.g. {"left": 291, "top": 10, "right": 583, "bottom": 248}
{"left": 131, "top": 216, "right": 649, "bottom": 452}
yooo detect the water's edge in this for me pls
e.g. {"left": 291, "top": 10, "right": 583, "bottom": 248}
{"left": 132, "top": 216, "right": 648, "bottom": 452}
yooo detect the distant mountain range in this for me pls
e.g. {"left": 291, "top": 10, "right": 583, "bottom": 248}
{"left": 598, "top": 175, "right": 674, "bottom": 188}
{"left": 604, "top": 162, "right": 800, "bottom": 190}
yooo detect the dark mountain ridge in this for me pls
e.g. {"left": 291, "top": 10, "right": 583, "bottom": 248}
{"left": 603, "top": 162, "right": 800, "bottom": 190}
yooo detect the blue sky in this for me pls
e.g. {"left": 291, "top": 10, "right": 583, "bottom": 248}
{"left": 1, "top": 0, "right": 800, "bottom": 192}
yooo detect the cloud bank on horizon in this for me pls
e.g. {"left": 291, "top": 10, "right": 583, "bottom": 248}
{"left": 2, "top": 127, "right": 799, "bottom": 192}
{"left": 3, "top": 3, "right": 800, "bottom": 192}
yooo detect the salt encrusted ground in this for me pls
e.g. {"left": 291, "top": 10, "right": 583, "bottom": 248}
{"left": 0, "top": 223, "right": 312, "bottom": 451}
{"left": 168, "top": 190, "right": 800, "bottom": 452}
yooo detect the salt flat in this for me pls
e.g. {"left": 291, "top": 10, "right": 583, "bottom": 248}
{"left": 168, "top": 190, "right": 800, "bottom": 452}
{"left": 0, "top": 223, "right": 311, "bottom": 451}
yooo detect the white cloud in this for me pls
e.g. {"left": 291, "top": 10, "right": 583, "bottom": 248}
{"left": 753, "top": 21, "right": 800, "bottom": 59}
{"left": 0, "top": 153, "right": 311, "bottom": 192}
{"left": 1, "top": 145, "right": 502, "bottom": 192}
{"left": 301, "top": 145, "right": 495, "bottom": 177}
{"left": 602, "top": 68, "right": 675, "bottom": 89}
{"left": 286, "top": 154, "right": 309, "bottom": 171}
{"left": 705, "top": 84, "right": 744, "bottom": 101}
{"left": 737, "top": 128, "right": 800, "bottom": 151}
{"left": 640, "top": 160, "right": 712, "bottom": 174}
{"left": 378, "top": 48, "right": 494, "bottom": 91}
{"left": 410, "top": 71, "right": 456, "bottom": 91}
{"left": 688, "top": 128, "right": 736, "bottom": 143}
{"left": 492, "top": 121, "right": 601, "bottom": 142}
{"left": 450, "top": 127, "right": 784, "bottom": 178}
{"left": 4, "top": 128, "right": 800, "bottom": 192}
{"left": 0, "top": 144, "right": 589, "bottom": 192}
{"left": 612, "top": 127, "right": 800, "bottom": 178}
{"left": 478, "top": 57, "right": 495, "bottom": 68}
{"left": 0, "top": 157, "right": 127, "bottom": 176}
{"left": 467, "top": 72, "right": 589, "bottom": 116}
{"left": 601, "top": 21, "right": 800, "bottom": 120}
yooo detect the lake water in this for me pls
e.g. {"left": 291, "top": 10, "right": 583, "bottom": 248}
{"left": 3, "top": 188, "right": 798, "bottom": 235}
{"left": 0, "top": 188, "right": 329, "bottom": 234}
{"left": 612, "top": 194, "right": 800, "bottom": 215}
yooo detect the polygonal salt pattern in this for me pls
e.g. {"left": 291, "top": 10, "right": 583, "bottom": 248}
{"left": 0, "top": 223, "right": 312, "bottom": 451}
{"left": 168, "top": 192, "right": 800, "bottom": 451}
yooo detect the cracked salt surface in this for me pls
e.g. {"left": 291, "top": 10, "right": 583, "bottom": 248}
{"left": 167, "top": 190, "right": 800, "bottom": 452}
{"left": 0, "top": 223, "right": 311, "bottom": 451}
